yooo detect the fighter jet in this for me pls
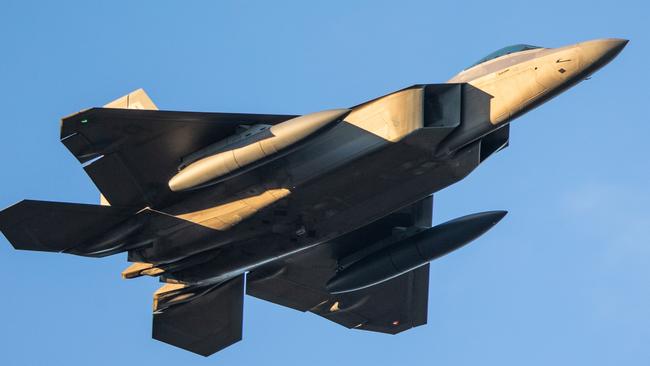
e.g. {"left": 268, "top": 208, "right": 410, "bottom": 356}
{"left": 0, "top": 38, "right": 627, "bottom": 356}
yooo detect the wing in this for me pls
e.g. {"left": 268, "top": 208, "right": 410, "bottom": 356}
{"left": 246, "top": 197, "right": 432, "bottom": 334}
{"left": 61, "top": 106, "right": 296, "bottom": 208}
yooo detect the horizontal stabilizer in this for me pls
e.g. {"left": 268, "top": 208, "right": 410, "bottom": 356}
{"left": 153, "top": 274, "right": 245, "bottom": 356}
{"left": 0, "top": 200, "right": 133, "bottom": 253}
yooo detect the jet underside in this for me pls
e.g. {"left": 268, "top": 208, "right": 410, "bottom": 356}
{"left": 127, "top": 84, "right": 503, "bottom": 273}
{"left": 0, "top": 38, "right": 627, "bottom": 357}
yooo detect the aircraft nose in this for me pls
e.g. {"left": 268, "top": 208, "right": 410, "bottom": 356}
{"left": 578, "top": 38, "right": 628, "bottom": 71}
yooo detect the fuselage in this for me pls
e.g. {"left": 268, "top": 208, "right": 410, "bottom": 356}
{"left": 0, "top": 37, "right": 629, "bottom": 357}
{"left": 451, "top": 38, "right": 627, "bottom": 123}
{"left": 128, "top": 38, "right": 627, "bottom": 284}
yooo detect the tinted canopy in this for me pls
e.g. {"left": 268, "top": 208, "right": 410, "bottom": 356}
{"left": 469, "top": 44, "right": 541, "bottom": 68}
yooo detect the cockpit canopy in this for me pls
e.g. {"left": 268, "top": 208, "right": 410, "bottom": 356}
{"left": 469, "top": 44, "right": 542, "bottom": 69}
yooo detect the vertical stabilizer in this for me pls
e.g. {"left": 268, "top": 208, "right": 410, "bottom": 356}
{"left": 104, "top": 88, "right": 158, "bottom": 110}
{"left": 99, "top": 89, "right": 158, "bottom": 206}
{"left": 152, "top": 275, "right": 245, "bottom": 356}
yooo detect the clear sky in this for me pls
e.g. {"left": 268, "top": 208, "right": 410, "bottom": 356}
{"left": 0, "top": 0, "right": 648, "bottom": 365}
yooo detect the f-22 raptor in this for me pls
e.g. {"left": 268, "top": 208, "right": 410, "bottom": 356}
{"left": 0, "top": 38, "right": 627, "bottom": 356}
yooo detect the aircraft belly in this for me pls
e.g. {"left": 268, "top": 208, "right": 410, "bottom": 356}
{"left": 293, "top": 132, "right": 481, "bottom": 242}
{"left": 161, "top": 132, "right": 482, "bottom": 284}
{"left": 131, "top": 86, "right": 472, "bottom": 270}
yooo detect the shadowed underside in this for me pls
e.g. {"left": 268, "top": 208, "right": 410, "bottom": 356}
{"left": 0, "top": 38, "right": 627, "bottom": 356}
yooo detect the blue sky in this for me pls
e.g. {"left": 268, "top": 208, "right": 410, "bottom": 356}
{"left": 1, "top": 0, "right": 648, "bottom": 365}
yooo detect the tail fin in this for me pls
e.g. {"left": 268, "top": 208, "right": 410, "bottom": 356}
{"left": 0, "top": 200, "right": 133, "bottom": 253}
{"left": 104, "top": 88, "right": 158, "bottom": 111}
{"left": 99, "top": 89, "right": 159, "bottom": 206}
{"left": 152, "top": 275, "right": 245, "bottom": 356}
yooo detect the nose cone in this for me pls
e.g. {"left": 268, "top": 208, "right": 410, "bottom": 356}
{"left": 579, "top": 38, "right": 628, "bottom": 74}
